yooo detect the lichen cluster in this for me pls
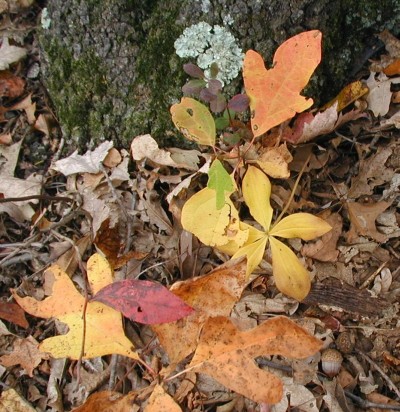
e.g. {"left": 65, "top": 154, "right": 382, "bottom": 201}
{"left": 174, "top": 21, "right": 243, "bottom": 85}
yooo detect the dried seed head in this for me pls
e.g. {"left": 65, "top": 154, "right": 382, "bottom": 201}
{"left": 321, "top": 348, "right": 343, "bottom": 377}
{"left": 336, "top": 332, "right": 355, "bottom": 354}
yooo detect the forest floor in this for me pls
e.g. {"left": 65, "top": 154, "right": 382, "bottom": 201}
{"left": 0, "top": 3, "right": 400, "bottom": 412}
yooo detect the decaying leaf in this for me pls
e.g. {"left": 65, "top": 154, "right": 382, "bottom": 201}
{"left": 189, "top": 316, "right": 322, "bottom": 404}
{"left": 170, "top": 97, "right": 216, "bottom": 146}
{"left": 152, "top": 258, "right": 247, "bottom": 366}
{"left": 12, "top": 254, "right": 139, "bottom": 360}
{"left": 0, "top": 336, "right": 48, "bottom": 377}
{"left": 72, "top": 391, "right": 138, "bottom": 412}
{"left": 346, "top": 200, "right": 391, "bottom": 243}
{"left": 52, "top": 141, "right": 114, "bottom": 175}
{"left": 0, "top": 37, "right": 27, "bottom": 70}
{"left": 243, "top": 31, "right": 321, "bottom": 137}
{"left": 144, "top": 384, "right": 182, "bottom": 412}
{"left": 365, "top": 72, "right": 400, "bottom": 117}
{"left": 255, "top": 143, "right": 293, "bottom": 179}
{"left": 91, "top": 278, "right": 194, "bottom": 324}
{"left": 0, "top": 388, "right": 36, "bottom": 412}
{"left": 0, "top": 301, "right": 29, "bottom": 328}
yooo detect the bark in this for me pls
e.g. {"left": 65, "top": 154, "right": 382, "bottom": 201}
{"left": 39, "top": 0, "right": 400, "bottom": 150}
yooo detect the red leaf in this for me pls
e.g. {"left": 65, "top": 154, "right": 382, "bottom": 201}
{"left": 91, "top": 279, "right": 195, "bottom": 324}
{"left": 0, "top": 301, "right": 29, "bottom": 328}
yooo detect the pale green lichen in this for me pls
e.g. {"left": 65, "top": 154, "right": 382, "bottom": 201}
{"left": 41, "top": 8, "right": 51, "bottom": 30}
{"left": 174, "top": 21, "right": 243, "bottom": 85}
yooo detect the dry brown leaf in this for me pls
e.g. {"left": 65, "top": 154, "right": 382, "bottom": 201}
{"left": 348, "top": 146, "right": 394, "bottom": 198}
{"left": 365, "top": 72, "right": 400, "bottom": 117}
{"left": 0, "top": 301, "right": 29, "bottom": 328}
{"left": 189, "top": 316, "right": 322, "bottom": 404}
{"left": 0, "top": 71, "right": 25, "bottom": 98}
{"left": 152, "top": 258, "right": 247, "bottom": 366}
{"left": 255, "top": 143, "right": 293, "bottom": 178}
{"left": 0, "top": 388, "right": 36, "bottom": 412}
{"left": 72, "top": 391, "right": 138, "bottom": 412}
{"left": 347, "top": 201, "right": 391, "bottom": 243}
{"left": 302, "top": 213, "right": 342, "bottom": 262}
{"left": 9, "top": 93, "right": 36, "bottom": 124}
{"left": 103, "top": 147, "right": 122, "bottom": 168}
{"left": 0, "top": 336, "right": 48, "bottom": 376}
{"left": 55, "top": 234, "right": 91, "bottom": 275}
{"left": 33, "top": 114, "right": 50, "bottom": 137}
{"left": 144, "top": 385, "right": 182, "bottom": 412}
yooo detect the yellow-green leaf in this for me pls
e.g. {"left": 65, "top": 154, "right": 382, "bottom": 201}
{"left": 269, "top": 213, "right": 332, "bottom": 240}
{"left": 181, "top": 188, "right": 246, "bottom": 247}
{"left": 218, "top": 223, "right": 259, "bottom": 256}
{"left": 269, "top": 237, "right": 310, "bottom": 301}
{"left": 231, "top": 230, "right": 268, "bottom": 278}
{"left": 242, "top": 166, "right": 273, "bottom": 231}
{"left": 207, "top": 159, "right": 235, "bottom": 210}
{"left": 170, "top": 97, "right": 216, "bottom": 146}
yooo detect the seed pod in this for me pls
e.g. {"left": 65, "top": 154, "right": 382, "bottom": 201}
{"left": 321, "top": 348, "right": 343, "bottom": 377}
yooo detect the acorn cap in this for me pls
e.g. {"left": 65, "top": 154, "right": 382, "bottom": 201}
{"left": 321, "top": 348, "right": 343, "bottom": 377}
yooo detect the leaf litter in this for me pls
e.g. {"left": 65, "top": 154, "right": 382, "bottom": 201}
{"left": 0, "top": 9, "right": 399, "bottom": 412}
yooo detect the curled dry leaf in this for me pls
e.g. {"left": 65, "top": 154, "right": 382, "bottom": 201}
{"left": 189, "top": 316, "right": 322, "bottom": 404}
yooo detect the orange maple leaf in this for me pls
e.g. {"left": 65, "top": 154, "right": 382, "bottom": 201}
{"left": 243, "top": 30, "right": 322, "bottom": 137}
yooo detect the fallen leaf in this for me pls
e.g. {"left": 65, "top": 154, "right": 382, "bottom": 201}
{"left": 33, "top": 114, "right": 50, "bottom": 137}
{"left": 152, "top": 258, "right": 247, "bottom": 365}
{"left": 181, "top": 187, "right": 248, "bottom": 248}
{"left": 302, "top": 213, "right": 342, "bottom": 262}
{"left": 72, "top": 391, "right": 138, "bottom": 412}
{"left": 131, "top": 134, "right": 200, "bottom": 170}
{"left": 283, "top": 102, "right": 366, "bottom": 144}
{"left": 323, "top": 80, "right": 369, "bottom": 112}
{"left": 0, "top": 388, "right": 36, "bottom": 412}
{"left": 189, "top": 316, "right": 322, "bottom": 404}
{"left": 170, "top": 97, "right": 216, "bottom": 146}
{"left": 347, "top": 200, "right": 391, "bottom": 243}
{"left": 0, "top": 71, "right": 25, "bottom": 98}
{"left": 383, "top": 58, "right": 400, "bottom": 75}
{"left": 0, "top": 336, "right": 48, "bottom": 377}
{"left": 91, "top": 278, "right": 194, "bottom": 324}
{"left": 0, "top": 301, "right": 29, "bottom": 328}
{"left": 0, "top": 37, "right": 27, "bottom": 70}
{"left": 255, "top": 143, "right": 293, "bottom": 178}
{"left": 9, "top": 93, "right": 36, "bottom": 124}
{"left": 348, "top": 146, "right": 394, "bottom": 198}
{"left": 380, "top": 109, "right": 400, "bottom": 129}
{"left": 52, "top": 141, "right": 114, "bottom": 175}
{"left": 12, "top": 254, "right": 139, "bottom": 360}
{"left": 365, "top": 72, "right": 400, "bottom": 117}
{"left": 243, "top": 31, "right": 321, "bottom": 137}
{"left": 144, "top": 384, "right": 182, "bottom": 412}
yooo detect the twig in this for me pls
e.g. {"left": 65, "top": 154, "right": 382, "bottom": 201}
{"left": 273, "top": 152, "right": 312, "bottom": 226}
{"left": 357, "top": 351, "right": 400, "bottom": 400}
{"left": 345, "top": 390, "right": 400, "bottom": 410}
{"left": 0, "top": 195, "right": 74, "bottom": 203}
{"left": 360, "top": 261, "right": 388, "bottom": 289}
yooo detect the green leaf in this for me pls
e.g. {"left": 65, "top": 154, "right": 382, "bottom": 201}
{"left": 207, "top": 159, "right": 235, "bottom": 210}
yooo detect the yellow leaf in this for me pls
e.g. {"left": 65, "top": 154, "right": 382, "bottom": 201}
{"left": 270, "top": 213, "right": 332, "bottom": 240}
{"left": 242, "top": 166, "right": 273, "bottom": 231}
{"left": 170, "top": 97, "right": 215, "bottom": 146}
{"left": 269, "top": 237, "right": 310, "bottom": 300}
{"left": 144, "top": 384, "right": 182, "bottom": 412}
{"left": 181, "top": 188, "right": 247, "bottom": 247}
{"left": 217, "top": 221, "right": 253, "bottom": 255}
{"left": 12, "top": 254, "right": 138, "bottom": 360}
{"left": 231, "top": 229, "right": 268, "bottom": 278}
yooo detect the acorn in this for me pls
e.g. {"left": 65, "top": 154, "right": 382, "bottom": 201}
{"left": 336, "top": 332, "right": 355, "bottom": 354}
{"left": 321, "top": 348, "right": 343, "bottom": 377}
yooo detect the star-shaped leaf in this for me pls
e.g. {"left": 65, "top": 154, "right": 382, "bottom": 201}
{"left": 12, "top": 254, "right": 139, "bottom": 360}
